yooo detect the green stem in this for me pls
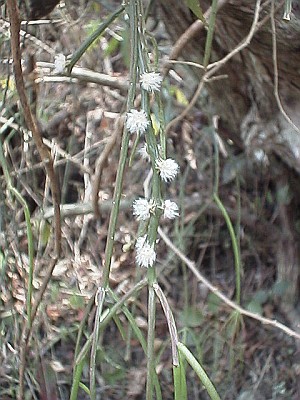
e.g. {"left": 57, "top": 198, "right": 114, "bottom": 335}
{"left": 146, "top": 281, "right": 156, "bottom": 400}
{"left": 203, "top": 0, "right": 218, "bottom": 68}
{"left": 177, "top": 342, "right": 221, "bottom": 400}
{"left": 213, "top": 193, "right": 241, "bottom": 304}
{"left": 67, "top": 5, "right": 125, "bottom": 73}
{"left": 90, "top": 288, "right": 106, "bottom": 400}
{"left": 69, "top": 361, "right": 85, "bottom": 400}
{"left": 87, "top": 1, "right": 138, "bottom": 395}
{"left": 101, "top": 0, "right": 138, "bottom": 290}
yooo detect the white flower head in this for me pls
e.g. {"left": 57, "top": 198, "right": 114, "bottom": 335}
{"left": 163, "top": 200, "right": 179, "bottom": 219}
{"left": 140, "top": 72, "right": 163, "bottom": 92}
{"left": 138, "top": 143, "right": 151, "bottom": 161}
{"left": 133, "top": 198, "right": 155, "bottom": 221}
{"left": 135, "top": 235, "right": 156, "bottom": 268}
{"left": 126, "top": 109, "right": 150, "bottom": 135}
{"left": 156, "top": 158, "right": 179, "bottom": 182}
{"left": 54, "top": 53, "right": 66, "bottom": 73}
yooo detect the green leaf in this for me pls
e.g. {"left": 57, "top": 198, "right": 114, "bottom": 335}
{"left": 246, "top": 300, "right": 263, "bottom": 315}
{"left": 104, "top": 36, "right": 120, "bottom": 57}
{"left": 184, "top": 0, "right": 206, "bottom": 24}
{"left": 150, "top": 113, "right": 160, "bottom": 136}
{"left": 39, "top": 220, "right": 51, "bottom": 247}
{"left": 253, "top": 289, "right": 269, "bottom": 305}
{"left": 170, "top": 86, "right": 189, "bottom": 106}
{"left": 276, "top": 184, "right": 291, "bottom": 205}
{"left": 272, "top": 281, "right": 289, "bottom": 297}
{"left": 207, "top": 292, "right": 222, "bottom": 314}
{"left": 69, "top": 293, "right": 85, "bottom": 309}
{"left": 179, "top": 307, "right": 203, "bottom": 327}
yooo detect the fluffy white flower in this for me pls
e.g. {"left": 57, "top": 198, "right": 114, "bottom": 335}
{"left": 135, "top": 235, "right": 156, "bottom": 268}
{"left": 126, "top": 109, "right": 150, "bottom": 135}
{"left": 138, "top": 143, "right": 151, "bottom": 161}
{"left": 54, "top": 54, "right": 66, "bottom": 73}
{"left": 133, "top": 198, "right": 154, "bottom": 221}
{"left": 156, "top": 158, "right": 179, "bottom": 182}
{"left": 140, "top": 72, "right": 163, "bottom": 92}
{"left": 163, "top": 200, "right": 179, "bottom": 219}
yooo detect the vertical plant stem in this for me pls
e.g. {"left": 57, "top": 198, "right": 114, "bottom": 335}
{"left": 101, "top": 0, "right": 138, "bottom": 290}
{"left": 177, "top": 342, "right": 221, "bottom": 400}
{"left": 203, "top": 0, "right": 218, "bottom": 68}
{"left": 90, "top": 288, "right": 106, "bottom": 400}
{"left": 70, "top": 361, "right": 85, "bottom": 400}
{"left": 213, "top": 193, "right": 241, "bottom": 304}
{"left": 88, "top": 1, "right": 139, "bottom": 397}
{"left": 67, "top": 5, "right": 125, "bottom": 73}
{"left": 212, "top": 126, "right": 241, "bottom": 304}
{"left": 146, "top": 274, "right": 156, "bottom": 400}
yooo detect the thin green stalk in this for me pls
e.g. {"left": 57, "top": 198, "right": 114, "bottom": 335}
{"left": 110, "top": 289, "right": 162, "bottom": 400}
{"left": 0, "top": 141, "right": 34, "bottom": 326}
{"left": 177, "top": 342, "right": 221, "bottom": 400}
{"left": 70, "top": 361, "right": 85, "bottom": 400}
{"left": 135, "top": 1, "right": 164, "bottom": 396}
{"left": 101, "top": 0, "right": 138, "bottom": 289}
{"left": 67, "top": 5, "right": 125, "bottom": 73}
{"left": 88, "top": 1, "right": 139, "bottom": 395}
{"left": 283, "top": 0, "right": 292, "bottom": 20}
{"left": 90, "top": 288, "right": 105, "bottom": 400}
{"left": 203, "top": 0, "right": 218, "bottom": 68}
{"left": 212, "top": 128, "right": 241, "bottom": 304}
{"left": 146, "top": 281, "right": 156, "bottom": 400}
{"left": 213, "top": 193, "right": 241, "bottom": 304}
{"left": 173, "top": 355, "right": 187, "bottom": 400}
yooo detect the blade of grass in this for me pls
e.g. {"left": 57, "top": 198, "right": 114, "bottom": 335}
{"left": 67, "top": 5, "right": 125, "bottom": 73}
{"left": 177, "top": 342, "right": 221, "bottom": 400}
{"left": 0, "top": 140, "right": 34, "bottom": 326}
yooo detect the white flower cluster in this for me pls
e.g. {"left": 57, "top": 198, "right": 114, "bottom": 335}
{"left": 125, "top": 72, "right": 162, "bottom": 136}
{"left": 133, "top": 198, "right": 179, "bottom": 221}
{"left": 135, "top": 235, "right": 156, "bottom": 268}
{"left": 126, "top": 73, "right": 180, "bottom": 268}
{"left": 126, "top": 109, "right": 150, "bottom": 135}
{"left": 156, "top": 158, "right": 179, "bottom": 182}
{"left": 163, "top": 199, "right": 179, "bottom": 219}
{"left": 133, "top": 198, "right": 155, "bottom": 221}
{"left": 140, "top": 72, "right": 163, "bottom": 92}
{"left": 134, "top": 199, "right": 179, "bottom": 268}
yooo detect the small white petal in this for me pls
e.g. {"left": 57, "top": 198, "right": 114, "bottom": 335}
{"left": 163, "top": 200, "right": 179, "bottom": 219}
{"left": 156, "top": 158, "right": 179, "bottom": 182}
{"left": 135, "top": 235, "right": 147, "bottom": 251}
{"left": 140, "top": 72, "right": 163, "bottom": 92}
{"left": 54, "top": 54, "right": 66, "bottom": 73}
{"left": 135, "top": 235, "right": 156, "bottom": 268}
{"left": 126, "top": 109, "right": 150, "bottom": 135}
{"left": 133, "top": 198, "right": 151, "bottom": 221}
{"left": 138, "top": 143, "right": 151, "bottom": 161}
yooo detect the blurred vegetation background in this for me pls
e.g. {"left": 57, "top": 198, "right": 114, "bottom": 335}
{"left": 1, "top": 0, "right": 300, "bottom": 399}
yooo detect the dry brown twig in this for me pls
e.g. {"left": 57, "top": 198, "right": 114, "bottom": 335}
{"left": 165, "top": 0, "right": 263, "bottom": 135}
{"left": 164, "top": 0, "right": 286, "bottom": 135}
{"left": 7, "top": 2, "right": 61, "bottom": 398}
{"left": 92, "top": 116, "right": 124, "bottom": 218}
{"left": 270, "top": 0, "right": 300, "bottom": 134}
{"left": 158, "top": 227, "right": 300, "bottom": 341}
{"left": 162, "top": 0, "right": 229, "bottom": 78}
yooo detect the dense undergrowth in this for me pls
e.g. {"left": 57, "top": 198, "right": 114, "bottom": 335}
{"left": 0, "top": 1, "right": 299, "bottom": 399}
